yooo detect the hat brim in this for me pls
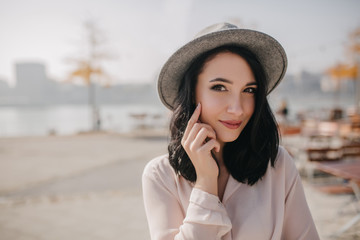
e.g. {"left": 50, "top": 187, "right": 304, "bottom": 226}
{"left": 158, "top": 28, "right": 287, "bottom": 110}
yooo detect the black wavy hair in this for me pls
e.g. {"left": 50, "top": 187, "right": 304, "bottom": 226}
{"left": 168, "top": 45, "right": 279, "bottom": 186}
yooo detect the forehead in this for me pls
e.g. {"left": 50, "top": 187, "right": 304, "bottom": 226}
{"left": 199, "top": 52, "right": 255, "bottom": 83}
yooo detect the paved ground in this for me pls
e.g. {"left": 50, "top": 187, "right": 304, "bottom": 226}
{"left": 0, "top": 132, "right": 359, "bottom": 239}
{"left": 0, "top": 132, "right": 168, "bottom": 240}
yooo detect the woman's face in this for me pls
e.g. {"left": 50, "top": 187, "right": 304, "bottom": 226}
{"left": 195, "top": 51, "right": 257, "bottom": 145}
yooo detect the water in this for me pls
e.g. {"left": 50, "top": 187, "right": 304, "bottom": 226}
{"left": 0, "top": 92, "right": 355, "bottom": 137}
{"left": 0, "top": 104, "right": 169, "bottom": 137}
{"left": 269, "top": 91, "right": 355, "bottom": 122}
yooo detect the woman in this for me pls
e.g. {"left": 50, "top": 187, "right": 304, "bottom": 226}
{"left": 142, "top": 23, "right": 319, "bottom": 240}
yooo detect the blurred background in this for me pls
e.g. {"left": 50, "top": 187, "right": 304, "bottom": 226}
{"left": 0, "top": 0, "right": 359, "bottom": 239}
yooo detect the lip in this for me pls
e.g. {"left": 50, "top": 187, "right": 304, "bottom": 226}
{"left": 219, "top": 120, "right": 242, "bottom": 129}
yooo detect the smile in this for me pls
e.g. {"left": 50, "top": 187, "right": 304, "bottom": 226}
{"left": 220, "top": 120, "right": 242, "bottom": 129}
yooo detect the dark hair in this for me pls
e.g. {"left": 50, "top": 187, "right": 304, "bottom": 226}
{"left": 168, "top": 45, "right": 279, "bottom": 186}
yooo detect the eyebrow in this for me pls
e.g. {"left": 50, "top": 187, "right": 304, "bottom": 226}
{"left": 209, "top": 78, "right": 232, "bottom": 84}
{"left": 209, "top": 78, "right": 258, "bottom": 86}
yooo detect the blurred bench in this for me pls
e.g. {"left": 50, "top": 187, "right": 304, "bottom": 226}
{"left": 342, "top": 141, "right": 360, "bottom": 159}
{"left": 304, "top": 138, "right": 360, "bottom": 180}
{"left": 306, "top": 147, "right": 343, "bottom": 162}
{"left": 315, "top": 160, "right": 360, "bottom": 237}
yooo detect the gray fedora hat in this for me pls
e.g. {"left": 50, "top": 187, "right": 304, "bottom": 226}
{"left": 158, "top": 22, "right": 287, "bottom": 110}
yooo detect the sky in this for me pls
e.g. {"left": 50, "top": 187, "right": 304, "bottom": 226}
{"left": 0, "top": 0, "right": 359, "bottom": 87}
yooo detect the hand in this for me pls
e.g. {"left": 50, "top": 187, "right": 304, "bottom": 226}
{"left": 181, "top": 103, "right": 220, "bottom": 196}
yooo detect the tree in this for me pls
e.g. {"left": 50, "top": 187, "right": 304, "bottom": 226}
{"left": 66, "top": 21, "right": 112, "bottom": 131}
{"left": 327, "top": 26, "right": 360, "bottom": 113}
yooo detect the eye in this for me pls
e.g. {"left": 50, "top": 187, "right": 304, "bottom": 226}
{"left": 211, "top": 84, "right": 227, "bottom": 92}
{"left": 244, "top": 87, "right": 257, "bottom": 94}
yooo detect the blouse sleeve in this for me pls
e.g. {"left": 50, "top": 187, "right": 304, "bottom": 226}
{"left": 142, "top": 160, "right": 232, "bottom": 240}
{"left": 280, "top": 149, "right": 320, "bottom": 240}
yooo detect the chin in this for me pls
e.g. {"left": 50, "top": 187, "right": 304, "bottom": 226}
{"left": 218, "top": 133, "right": 240, "bottom": 143}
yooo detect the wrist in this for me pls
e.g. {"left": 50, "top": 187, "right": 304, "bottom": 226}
{"left": 194, "top": 177, "right": 218, "bottom": 196}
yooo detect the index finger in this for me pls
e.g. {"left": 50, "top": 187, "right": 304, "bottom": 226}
{"left": 183, "top": 103, "right": 201, "bottom": 140}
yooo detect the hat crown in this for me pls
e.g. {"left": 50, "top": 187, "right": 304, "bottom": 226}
{"left": 194, "top": 22, "right": 238, "bottom": 39}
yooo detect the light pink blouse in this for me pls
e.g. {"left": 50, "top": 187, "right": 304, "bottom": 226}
{"left": 142, "top": 146, "right": 319, "bottom": 240}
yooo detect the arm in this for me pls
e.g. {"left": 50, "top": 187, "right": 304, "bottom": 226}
{"left": 281, "top": 149, "right": 320, "bottom": 240}
{"left": 142, "top": 167, "right": 231, "bottom": 240}
{"left": 181, "top": 103, "right": 220, "bottom": 196}
{"left": 143, "top": 103, "right": 231, "bottom": 239}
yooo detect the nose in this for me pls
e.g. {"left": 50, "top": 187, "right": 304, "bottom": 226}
{"left": 226, "top": 96, "right": 243, "bottom": 116}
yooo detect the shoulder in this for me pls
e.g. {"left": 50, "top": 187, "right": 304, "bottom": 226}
{"left": 273, "top": 145, "right": 299, "bottom": 179}
{"left": 142, "top": 154, "right": 182, "bottom": 196}
{"left": 259, "top": 146, "right": 301, "bottom": 197}
{"left": 143, "top": 154, "right": 177, "bottom": 182}
{"left": 275, "top": 146, "right": 296, "bottom": 168}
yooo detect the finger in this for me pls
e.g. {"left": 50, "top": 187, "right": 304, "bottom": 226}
{"left": 188, "top": 122, "right": 216, "bottom": 145}
{"left": 183, "top": 103, "right": 201, "bottom": 141}
{"left": 190, "top": 126, "right": 217, "bottom": 151}
{"left": 183, "top": 122, "right": 202, "bottom": 150}
{"left": 195, "top": 123, "right": 217, "bottom": 146}
{"left": 201, "top": 124, "right": 217, "bottom": 141}
{"left": 201, "top": 138, "right": 221, "bottom": 153}
{"left": 183, "top": 122, "right": 217, "bottom": 151}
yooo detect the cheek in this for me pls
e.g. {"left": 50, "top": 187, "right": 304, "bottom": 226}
{"left": 196, "top": 93, "right": 223, "bottom": 121}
